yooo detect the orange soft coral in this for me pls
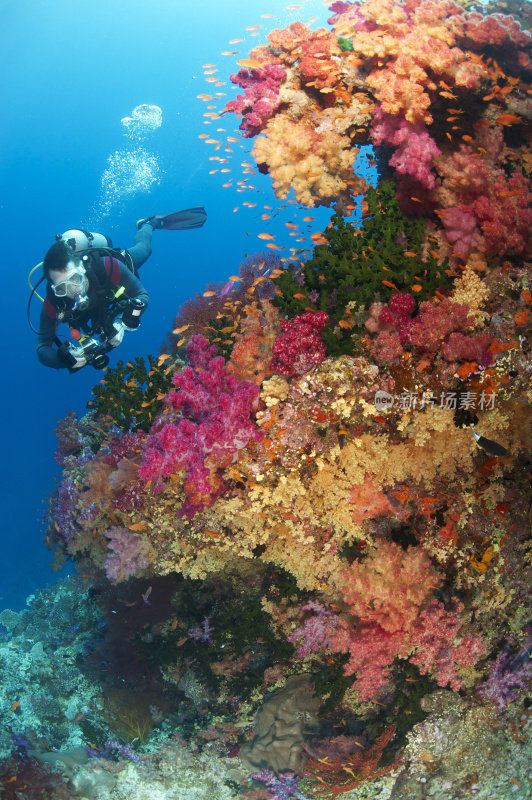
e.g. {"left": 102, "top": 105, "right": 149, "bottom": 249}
{"left": 227, "top": 300, "right": 280, "bottom": 385}
{"left": 348, "top": 474, "right": 395, "bottom": 525}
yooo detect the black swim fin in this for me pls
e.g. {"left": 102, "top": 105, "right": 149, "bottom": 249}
{"left": 155, "top": 207, "right": 207, "bottom": 230}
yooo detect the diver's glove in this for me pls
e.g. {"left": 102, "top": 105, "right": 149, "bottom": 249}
{"left": 122, "top": 297, "right": 146, "bottom": 330}
{"left": 58, "top": 343, "right": 88, "bottom": 370}
{"left": 108, "top": 320, "right": 126, "bottom": 348}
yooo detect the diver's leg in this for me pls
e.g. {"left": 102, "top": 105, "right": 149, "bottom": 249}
{"left": 123, "top": 223, "right": 153, "bottom": 273}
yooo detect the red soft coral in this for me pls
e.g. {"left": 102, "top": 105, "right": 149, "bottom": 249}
{"left": 470, "top": 171, "right": 532, "bottom": 256}
{"left": 270, "top": 311, "right": 328, "bottom": 376}
{"left": 409, "top": 598, "right": 485, "bottom": 689}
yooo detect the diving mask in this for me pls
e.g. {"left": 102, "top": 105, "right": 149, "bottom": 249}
{"left": 51, "top": 265, "right": 88, "bottom": 300}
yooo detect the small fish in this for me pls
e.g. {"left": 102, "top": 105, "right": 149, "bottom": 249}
{"left": 237, "top": 58, "right": 263, "bottom": 69}
{"left": 142, "top": 586, "right": 152, "bottom": 605}
{"left": 496, "top": 113, "right": 522, "bottom": 126}
{"left": 338, "top": 428, "right": 349, "bottom": 449}
{"left": 10, "top": 701, "right": 20, "bottom": 711}
{"left": 471, "top": 430, "right": 508, "bottom": 457}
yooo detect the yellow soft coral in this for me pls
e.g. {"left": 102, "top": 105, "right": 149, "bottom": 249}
{"left": 451, "top": 264, "right": 490, "bottom": 327}
{"left": 252, "top": 117, "right": 367, "bottom": 208}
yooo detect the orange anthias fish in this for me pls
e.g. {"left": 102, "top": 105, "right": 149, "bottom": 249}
{"left": 496, "top": 113, "right": 522, "bottom": 126}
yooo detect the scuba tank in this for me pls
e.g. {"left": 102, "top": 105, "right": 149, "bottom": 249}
{"left": 55, "top": 229, "right": 113, "bottom": 252}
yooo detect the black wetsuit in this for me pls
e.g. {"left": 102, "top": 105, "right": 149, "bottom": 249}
{"left": 37, "top": 225, "right": 152, "bottom": 369}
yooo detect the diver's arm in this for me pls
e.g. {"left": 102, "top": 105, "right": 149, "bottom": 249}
{"left": 36, "top": 303, "right": 65, "bottom": 369}
{"left": 117, "top": 262, "right": 149, "bottom": 310}
{"left": 114, "top": 264, "right": 149, "bottom": 332}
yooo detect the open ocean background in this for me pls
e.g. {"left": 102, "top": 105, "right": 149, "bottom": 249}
{"left": 0, "top": 0, "right": 358, "bottom": 611}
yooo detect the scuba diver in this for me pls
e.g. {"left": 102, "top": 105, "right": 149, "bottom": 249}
{"left": 30, "top": 208, "right": 207, "bottom": 372}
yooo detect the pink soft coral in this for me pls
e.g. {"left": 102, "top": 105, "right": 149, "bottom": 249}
{"left": 328, "top": 541, "right": 442, "bottom": 698}
{"left": 226, "top": 64, "right": 286, "bottom": 137}
{"left": 408, "top": 298, "right": 473, "bottom": 353}
{"left": 451, "top": 10, "right": 532, "bottom": 50}
{"left": 440, "top": 207, "right": 482, "bottom": 257}
{"left": 104, "top": 526, "right": 153, "bottom": 583}
{"left": 471, "top": 171, "right": 532, "bottom": 256}
{"left": 330, "top": 620, "right": 406, "bottom": 701}
{"left": 371, "top": 108, "right": 441, "bottom": 189}
{"left": 287, "top": 601, "right": 339, "bottom": 658}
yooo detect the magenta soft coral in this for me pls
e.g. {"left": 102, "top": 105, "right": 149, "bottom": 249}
{"left": 226, "top": 64, "right": 286, "bottom": 137}
{"left": 138, "top": 335, "right": 263, "bottom": 517}
{"left": 270, "top": 311, "right": 329, "bottom": 376}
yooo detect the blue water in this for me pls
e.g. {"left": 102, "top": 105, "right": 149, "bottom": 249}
{"left": 0, "top": 0, "right": 343, "bottom": 610}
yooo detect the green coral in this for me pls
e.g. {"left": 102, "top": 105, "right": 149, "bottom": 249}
{"left": 338, "top": 36, "right": 354, "bottom": 52}
{"left": 87, "top": 354, "right": 178, "bottom": 432}
{"left": 272, "top": 181, "right": 453, "bottom": 355}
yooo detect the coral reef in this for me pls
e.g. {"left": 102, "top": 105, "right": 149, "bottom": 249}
{"left": 26, "top": 1, "right": 532, "bottom": 798}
